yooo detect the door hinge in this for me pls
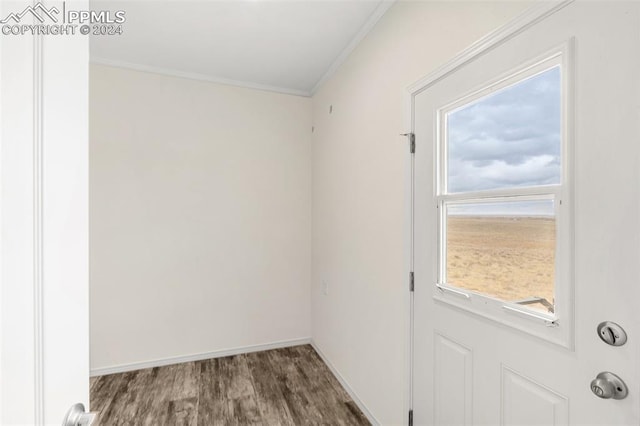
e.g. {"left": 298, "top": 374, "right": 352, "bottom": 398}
{"left": 408, "top": 409, "right": 413, "bottom": 426}
{"left": 409, "top": 271, "right": 414, "bottom": 292}
{"left": 401, "top": 132, "right": 415, "bottom": 154}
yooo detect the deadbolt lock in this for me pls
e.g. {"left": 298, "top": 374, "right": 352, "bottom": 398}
{"left": 590, "top": 372, "right": 628, "bottom": 400}
{"left": 597, "top": 321, "right": 627, "bottom": 346}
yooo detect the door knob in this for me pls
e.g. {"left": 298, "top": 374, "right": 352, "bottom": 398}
{"left": 62, "top": 403, "right": 97, "bottom": 426}
{"left": 590, "top": 372, "right": 628, "bottom": 400}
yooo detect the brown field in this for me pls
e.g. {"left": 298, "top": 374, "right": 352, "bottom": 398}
{"left": 446, "top": 216, "right": 555, "bottom": 312}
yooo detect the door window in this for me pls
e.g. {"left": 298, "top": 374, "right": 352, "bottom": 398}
{"left": 435, "top": 54, "right": 571, "bottom": 328}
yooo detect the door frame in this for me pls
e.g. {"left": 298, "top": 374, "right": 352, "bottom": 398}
{"left": 0, "top": 0, "right": 90, "bottom": 423}
{"left": 402, "top": 0, "right": 574, "bottom": 422}
{"left": 0, "top": 4, "right": 45, "bottom": 422}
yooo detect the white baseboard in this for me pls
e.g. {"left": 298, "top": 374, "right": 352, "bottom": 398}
{"left": 90, "top": 337, "right": 311, "bottom": 377}
{"left": 310, "top": 340, "right": 380, "bottom": 426}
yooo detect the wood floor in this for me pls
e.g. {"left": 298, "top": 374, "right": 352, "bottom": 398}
{"left": 90, "top": 344, "right": 370, "bottom": 426}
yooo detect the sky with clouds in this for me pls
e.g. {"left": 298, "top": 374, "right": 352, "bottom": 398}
{"left": 447, "top": 66, "right": 561, "bottom": 196}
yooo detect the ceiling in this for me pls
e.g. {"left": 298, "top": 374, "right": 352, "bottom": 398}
{"left": 90, "top": 1, "right": 393, "bottom": 96}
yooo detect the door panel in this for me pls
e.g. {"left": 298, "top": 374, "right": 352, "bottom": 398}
{"left": 0, "top": 0, "right": 90, "bottom": 423}
{"left": 42, "top": 4, "right": 90, "bottom": 421}
{"left": 413, "top": 2, "right": 640, "bottom": 425}
{"left": 433, "top": 333, "right": 472, "bottom": 426}
{"left": 501, "top": 367, "right": 568, "bottom": 426}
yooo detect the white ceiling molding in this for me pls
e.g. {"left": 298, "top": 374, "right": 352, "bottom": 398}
{"left": 310, "top": 0, "right": 396, "bottom": 96}
{"left": 89, "top": 1, "right": 395, "bottom": 98}
{"left": 90, "top": 57, "right": 312, "bottom": 97}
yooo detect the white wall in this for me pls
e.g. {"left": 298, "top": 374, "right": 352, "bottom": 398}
{"left": 90, "top": 1, "right": 538, "bottom": 419}
{"left": 90, "top": 65, "right": 312, "bottom": 371}
{"left": 311, "top": 2, "right": 532, "bottom": 424}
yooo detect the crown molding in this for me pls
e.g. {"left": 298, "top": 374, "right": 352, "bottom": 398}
{"left": 90, "top": 0, "right": 395, "bottom": 98}
{"left": 310, "top": 0, "right": 395, "bottom": 96}
{"left": 90, "top": 57, "right": 312, "bottom": 97}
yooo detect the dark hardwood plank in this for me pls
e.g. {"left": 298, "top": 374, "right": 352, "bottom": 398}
{"left": 90, "top": 374, "right": 124, "bottom": 426}
{"left": 306, "top": 346, "right": 369, "bottom": 424}
{"left": 291, "top": 346, "right": 368, "bottom": 426}
{"left": 97, "top": 368, "right": 157, "bottom": 425}
{"left": 245, "top": 350, "right": 295, "bottom": 426}
{"left": 90, "top": 376, "right": 99, "bottom": 393}
{"left": 167, "top": 397, "right": 198, "bottom": 426}
{"left": 139, "top": 365, "right": 178, "bottom": 426}
{"left": 220, "top": 354, "right": 262, "bottom": 425}
{"left": 171, "top": 361, "right": 199, "bottom": 400}
{"left": 266, "top": 347, "right": 326, "bottom": 425}
{"left": 167, "top": 362, "right": 200, "bottom": 426}
{"left": 345, "top": 400, "right": 369, "bottom": 424}
{"left": 90, "top": 345, "right": 370, "bottom": 426}
{"left": 196, "top": 358, "right": 228, "bottom": 426}
{"left": 301, "top": 345, "right": 351, "bottom": 401}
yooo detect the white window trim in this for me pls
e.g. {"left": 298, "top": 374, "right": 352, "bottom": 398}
{"left": 432, "top": 42, "right": 575, "bottom": 348}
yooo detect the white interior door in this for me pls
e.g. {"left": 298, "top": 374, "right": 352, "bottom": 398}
{"left": 412, "top": 1, "right": 639, "bottom": 425}
{"left": 1, "top": 1, "right": 90, "bottom": 424}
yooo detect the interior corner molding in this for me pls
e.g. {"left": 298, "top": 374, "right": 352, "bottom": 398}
{"left": 406, "top": 0, "right": 574, "bottom": 95}
{"left": 310, "top": 0, "right": 396, "bottom": 96}
{"left": 310, "top": 340, "right": 381, "bottom": 426}
{"left": 89, "top": 58, "right": 312, "bottom": 98}
{"left": 89, "top": 337, "right": 312, "bottom": 377}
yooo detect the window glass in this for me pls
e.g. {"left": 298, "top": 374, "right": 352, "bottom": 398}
{"left": 445, "top": 199, "right": 556, "bottom": 313}
{"left": 446, "top": 66, "right": 561, "bottom": 193}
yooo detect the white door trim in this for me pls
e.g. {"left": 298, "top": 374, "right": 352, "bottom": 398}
{"left": 1, "top": 1, "right": 89, "bottom": 423}
{"left": 33, "top": 31, "right": 45, "bottom": 425}
{"left": 0, "top": 1, "right": 46, "bottom": 422}
{"left": 406, "top": 0, "right": 573, "bottom": 96}
{"left": 402, "top": 0, "right": 574, "bottom": 419}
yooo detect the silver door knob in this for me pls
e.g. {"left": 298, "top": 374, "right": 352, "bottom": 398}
{"left": 62, "top": 403, "right": 97, "bottom": 426}
{"left": 590, "top": 372, "right": 628, "bottom": 400}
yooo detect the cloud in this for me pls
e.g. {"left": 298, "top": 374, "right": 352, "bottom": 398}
{"left": 447, "top": 66, "right": 561, "bottom": 193}
{"left": 450, "top": 155, "right": 560, "bottom": 194}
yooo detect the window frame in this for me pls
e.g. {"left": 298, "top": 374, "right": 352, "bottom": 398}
{"left": 432, "top": 45, "right": 574, "bottom": 347}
